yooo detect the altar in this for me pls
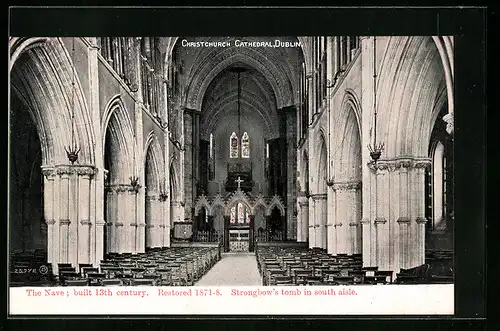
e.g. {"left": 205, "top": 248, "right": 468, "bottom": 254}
{"left": 228, "top": 227, "right": 250, "bottom": 252}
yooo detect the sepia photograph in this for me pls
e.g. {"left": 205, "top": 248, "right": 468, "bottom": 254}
{"left": 9, "top": 34, "right": 458, "bottom": 314}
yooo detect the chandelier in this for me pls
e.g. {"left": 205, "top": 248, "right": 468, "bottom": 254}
{"left": 65, "top": 37, "right": 80, "bottom": 164}
{"left": 367, "top": 36, "right": 385, "bottom": 162}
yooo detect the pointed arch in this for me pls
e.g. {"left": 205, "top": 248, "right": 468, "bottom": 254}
{"left": 333, "top": 91, "right": 362, "bottom": 181}
{"left": 144, "top": 131, "right": 164, "bottom": 193}
{"left": 266, "top": 196, "right": 286, "bottom": 217}
{"left": 102, "top": 95, "right": 136, "bottom": 184}
{"left": 377, "top": 36, "right": 446, "bottom": 157}
{"left": 10, "top": 37, "right": 95, "bottom": 166}
{"left": 229, "top": 132, "right": 239, "bottom": 158}
{"left": 316, "top": 131, "right": 328, "bottom": 194}
{"left": 241, "top": 131, "right": 250, "bottom": 158}
{"left": 194, "top": 196, "right": 212, "bottom": 217}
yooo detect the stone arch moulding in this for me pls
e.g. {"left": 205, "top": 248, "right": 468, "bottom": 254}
{"left": 252, "top": 195, "right": 268, "bottom": 215}
{"left": 10, "top": 37, "right": 95, "bottom": 166}
{"left": 194, "top": 195, "right": 212, "bottom": 217}
{"left": 340, "top": 89, "right": 362, "bottom": 138}
{"left": 266, "top": 196, "right": 286, "bottom": 217}
{"left": 376, "top": 36, "right": 446, "bottom": 157}
{"left": 101, "top": 94, "right": 136, "bottom": 183}
{"left": 186, "top": 51, "right": 292, "bottom": 110}
{"left": 144, "top": 131, "right": 164, "bottom": 193}
{"left": 314, "top": 128, "right": 328, "bottom": 193}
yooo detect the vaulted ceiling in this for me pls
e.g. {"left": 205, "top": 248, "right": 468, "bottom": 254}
{"left": 169, "top": 36, "right": 306, "bottom": 139}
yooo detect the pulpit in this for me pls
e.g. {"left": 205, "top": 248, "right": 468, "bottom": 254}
{"left": 173, "top": 219, "right": 193, "bottom": 241}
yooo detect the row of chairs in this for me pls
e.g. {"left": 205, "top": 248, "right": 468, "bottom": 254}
{"left": 57, "top": 247, "right": 221, "bottom": 286}
{"left": 256, "top": 247, "right": 393, "bottom": 286}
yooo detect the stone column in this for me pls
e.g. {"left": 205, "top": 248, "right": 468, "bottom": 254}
{"left": 41, "top": 165, "right": 98, "bottom": 273}
{"left": 360, "top": 36, "right": 376, "bottom": 268}
{"left": 284, "top": 107, "right": 297, "bottom": 240}
{"left": 105, "top": 184, "right": 137, "bottom": 253}
{"left": 311, "top": 194, "right": 327, "bottom": 249}
{"left": 368, "top": 158, "right": 431, "bottom": 274}
{"left": 87, "top": 37, "right": 105, "bottom": 267}
{"left": 297, "top": 194, "right": 309, "bottom": 242}
{"left": 308, "top": 197, "right": 315, "bottom": 249}
{"left": 327, "top": 186, "right": 336, "bottom": 255}
{"left": 332, "top": 181, "right": 362, "bottom": 255}
{"left": 146, "top": 194, "right": 164, "bottom": 248}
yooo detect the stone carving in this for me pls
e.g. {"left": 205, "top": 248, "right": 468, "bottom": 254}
{"left": 332, "top": 181, "right": 361, "bottom": 191}
{"left": 368, "top": 157, "right": 432, "bottom": 172}
{"left": 105, "top": 184, "right": 137, "bottom": 193}
{"left": 443, "top": 113, "right": 454, "bottom": 135}
{"left": 41, "top": 165, "right": 97, "bottom": 178}
{"left": 193, "top": 189, "right": 286, "bottom": 217}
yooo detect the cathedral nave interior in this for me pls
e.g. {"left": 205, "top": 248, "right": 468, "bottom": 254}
{"left": 9, "top": 36, "right": 454, "bottom": 286}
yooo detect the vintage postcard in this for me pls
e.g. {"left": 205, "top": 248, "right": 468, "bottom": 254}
{"left": 9, "top": 33, "right": 456, "bottom": 315}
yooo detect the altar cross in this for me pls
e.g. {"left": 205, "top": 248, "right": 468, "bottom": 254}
{"left": 235, "top": 176, "right": 244, "bottom": 189}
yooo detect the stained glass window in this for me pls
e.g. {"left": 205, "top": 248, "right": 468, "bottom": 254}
{"left": 238, "top": 203, "right": 245, "bottom": 223}
{"left": 230, "top": 132, "right": 238, "bottom": 158}
{"left": 230, "top": 203, "right": 250, "bottom": 225}
{"left": 230, "top": 206, "right": 236, "bottom": 223}
{"left": 241, "top": 132, "right": 250, "bottom": 158}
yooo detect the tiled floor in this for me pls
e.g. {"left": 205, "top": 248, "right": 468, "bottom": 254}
{"left": 195, "top": 253, "right": 262, "bottom": 286}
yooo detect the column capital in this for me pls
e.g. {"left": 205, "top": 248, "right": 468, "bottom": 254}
{"left": 397, "top": 217, "right": 411, "bottom": 224}
{"left": 42, "top": 165, "right": 98, "bottom": 178}
{"left": 310, "top": 193, "right": 327, "bottom": 200}
{"left": 368, "top": 157, "right": 431, "bottom": 172}
{"left": 105, "top": 184, "right": 137, "bottom": 194}
{"left": 416, "top": 217, "right": 428, "bottom": 224}
{"left": 332, "top": 180, "right": 361, "bottom": 191}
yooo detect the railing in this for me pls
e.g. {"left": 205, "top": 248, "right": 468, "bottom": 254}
{"left": 255, "top": 230, "right": 285, "bottom": 242}
{"left": 192, "top": 230, "right": 224, "bottom": 243}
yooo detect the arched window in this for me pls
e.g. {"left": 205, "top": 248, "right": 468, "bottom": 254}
{"left": 230, "top": 203, "right": 250, "bottom": 224}
{"left": 209, "top": 133, "right": 214, "bottom": 159}
{"left": 241, "top": 132, "right": 250, "bottom": 158}
{"left": 230, "top": 132, "right": 238, "bottom": 158}
{"left": 433, "top": 141, "right": 445, "bottom": 230}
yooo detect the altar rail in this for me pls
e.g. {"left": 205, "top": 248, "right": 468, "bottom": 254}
{"left": 255, "top": 230, "right": 285, "bottom": 242}
{"left": 192, "top": 230, "right": 224, "bottom": 243}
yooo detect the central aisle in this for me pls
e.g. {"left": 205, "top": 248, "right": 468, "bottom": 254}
{"left": 195, "top": 252, "right": 262, "bottom": 286}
